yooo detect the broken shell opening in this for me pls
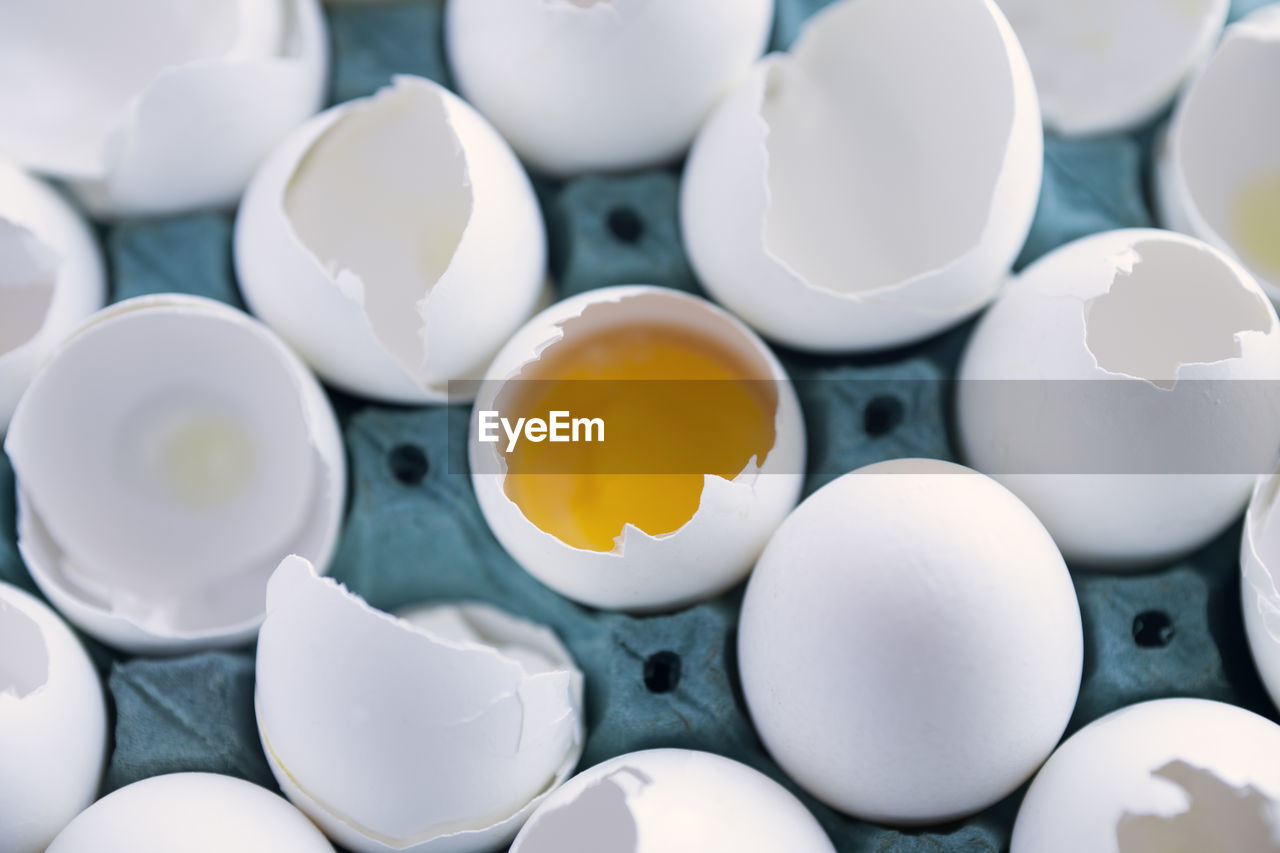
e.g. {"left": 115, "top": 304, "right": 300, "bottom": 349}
{"left": 0, "top": 601, "right": 49, "bottom": 700}
{"left": 760, "top": 0, "right": 1016, "bottom": 296}
{"left": 1116, "top": 760, "right": 1280, "bottom": 852}
{"left": 513, "top": 767, "right": 646, "bottom": 852}
{"left": 0, "top": 221, "right": 58, "bottom": 357}
{"left": 1083, "top": 239, "right": 1273, "bottom": 388}
{"left": 397, "top": 602, "right": 572, "bottom": 678}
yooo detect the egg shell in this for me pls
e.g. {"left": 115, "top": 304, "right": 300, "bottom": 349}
{"left": 1010, "top": 699, "right": 1280, "bottom": 852}
{"left": 996, "top": 0, "right": 1228, "bottom": 136}
{"left": 1242, "top": 469, "right": 1280, "bottom": 716}
{"left": 445, "top": 0, "right": 774, "bottom": 177}
{"left": 0, "top": 162, "right": 106, "bottom": 431}
{"left": 679, "top": 0, "right": 1042, "bottom": 353}
{"left": 255, "top": 556, "right": 585, "bottom": 853}
{"left": 956, "top": 228, "right": 1280, "bottom": 568}
{"left": 46, "top": 773, "right": 334, "bottom": 853}
{"left": 738, "top": 459, "right": 1083, "bottom": 824}
{"left": 0, "top": 0, "right": 327, "bottom": 218}
{"left": 4, "top": 294, "right": 346, "bottom": 654}
{"left": 1156, "top": 5, "right": 1280, "bottom": 301}
{"left": 468, "top": 285, "right": 805, "bottom": 612}
{"left": 510, "top": 749, "right": 835, "bottom": 853}
{"left": 235, "top": 75, "right": 547, "bottom": 404}
{"left": 0, "top": 581, "right": 107, "bottom": 853}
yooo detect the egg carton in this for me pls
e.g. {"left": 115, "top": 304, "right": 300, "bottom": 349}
{"left": 0, "top": 0, "right": 1277, "bottom": 851}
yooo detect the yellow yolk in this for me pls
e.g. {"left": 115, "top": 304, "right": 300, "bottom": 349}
{"left": 1234, "top": 171, "right": 1280, "bottom": 278}
{"left": 500, "top": 323, "right": 778, "bottom": 552}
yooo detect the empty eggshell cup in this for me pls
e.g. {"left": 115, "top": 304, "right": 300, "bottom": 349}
{"left": 509, "top": 749, "right": 835, "bottom": 853}
{"left": 957, "top": 228, "right": 1280, "bottom": 568}
{"left": 254, "top": 556, "right": 585, "bottom": 853}
{"left": 0, "top": 0, "right": 328, "bottom": 218}
{"left": 0, "top": 581, "right": 108, "bottom": 853}
{"left": 1242, "top": 468, "right": 1280, "bottom": 716}
{"left": 1157, "top": 6, "right": 1280, "bottom": 303}
{"left": 235, "top": 75, "right": 547, "bottom": 404}
{"left": 3, "top": 294, "right": 346, "bottom": 654}
{"left": 997, "top": 0, "right": 1228, "bottom": 136}
{"left": 445, "top": 0, "right": 774, "bottom": 176}
{"left": 680, "top": 0, "right": 1042, "bottom": 353}
{"left": 0, "top": 162, "right": 106, "bottom": 431}
{"left": 469, "top": 285, "right": 805, "bottom": 612}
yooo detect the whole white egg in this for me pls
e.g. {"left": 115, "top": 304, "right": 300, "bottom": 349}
{"left": 738, "top": 459, "right": 1083, "bottom": 824}
{"left": 1241, "top": 468, "right": 1280, "bottom": 716}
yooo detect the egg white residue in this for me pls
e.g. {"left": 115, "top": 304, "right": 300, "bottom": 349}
{"left": 957, "top": 228, "right": 1280, "bottom": 568}
{"left": 510, "top": 749, "right": 835, "bottom": 853}
{"left": 680, "top": 0, "right": 1042, "bottom": 353}
{"left": 738, "top": 459, "right": 1082, "bottom": 824}
{"left": 445, "top": 0, "right": 774, "bottom": 176}
{"left": 46, "top": 773, "right": 335, "bottom": 853}
{"left": 254, "top": 556, "right": 585, "bottom": 853}
{"left": 0, "top": 0, "right": 328, "bottom": 218}
{"left": 0, "top": 582, "right": 107, "bottom": 853}
{"left": 1011, "top": 699, "right": 1280, "bottom": 853}
{"left": 4, "top": 294, "right": 346, "bottom": 654}
{"left": 235, "top": 75, "right": 547, "bottom": 404}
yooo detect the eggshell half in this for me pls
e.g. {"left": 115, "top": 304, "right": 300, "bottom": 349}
{"left": 738, "top": 459, "right": 1083, "bottom": 824}
{"left": 1242, "top": 469, "right": 1280, "bottom": 716}
{"left": 0, "top": 581, "right": 107, "bottom": 853}
{"left": 255, "top": 556, "right": 585, "bottom": 853}
{"left": 4, "top": 294, "right": 345, "bottom": 653}
{"left": 680, "top": 0, "right": 1042, "bottom": 353}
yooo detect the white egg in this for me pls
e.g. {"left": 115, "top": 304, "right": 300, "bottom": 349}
{"left": 1157, "top": 6, "right": 1280, "bottom": 302}
{"left": 4, "top": 294, "right": 345, "bottom": 654}
{"left": 235, "top": 75, "right": 547, "bottom": 404}
{"left": 469, "top": 285, "right": 805, "bottom": 612}
{"left": 0, "top": 0, "right": 328, "bottom": 219}
{"left": 510, "top": 749, "right": 835, "bottom": 853}
{"left": 956, "top": 228, "right": 1280, "bottom": 568}
{"left": 0, "top": 162, "right": 106, "bottom": 431}
{"left": 1011, "top": 699, "right": 1280, "bottom": 852}
{"left": 995, "top": 0, "right": 1228, "bottom": 136}
{"left": 0, "top": 581, "right": 107, "bottom": 853}
{"left": 444, "top": 0, "right": 774, "bottom": 177}
{"left": 1242, "top": 468, "right": 1280, "bottom": 716}
{"left": 680, "top": 0, "right": 1042, "bottom": 353}
{"left": 738, "top": 459, "right": 1082, "bottom": 824}
{"left": 255, "top": 556, "right": 585, "bottom": 853}
{"left": 46, "top": 773, "right": 334, "bottom": 852}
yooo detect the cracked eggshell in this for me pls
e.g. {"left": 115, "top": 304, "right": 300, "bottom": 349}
{"left": 1242, "top": 469, "right": 1280, "bottom": 716}
{"left": 235, "top": 75, "right": 547, "bottom": 404}
{"left": 0, "top": 162, "right": 106, "bottom": 431}
{"left": 738, "top": 459, "right": 1083, "bottom": 824}
{"left": 1156, "top": 6, "right": 1280, "bottom": 302}
{"left": 468, "top": 285, "right": 805, "bottom": 612}
{"left": 680, "top": 0, "right": 1042, "bottom": 353}
{"left": 0, "top": 581, "right": 107, "bottom": 853}
{"left": 445, "top": 0, "right": 773, "bottom": 176}
{"left": 510, "top": 749, "right": 835, "bottom": 853}
{"left": 255, "top": 556, "right": 585, "bottom": 853}
{"left": 46, "top": 773, "right": 334, "bottom": 853}
{"left": 0, "top": 0, "right": 328, "bottom": 218}
{"left": 1011, "top": 699, "right": 1280, "bottom": 853}
{"left": 996, "top": 0, "right": 1228, "bottom": 136}
{"left": 3, "top": 294, "right": 345, "bottom": 654}
{"left": 956, "top": 228, "right": 1280, "bottom": 568}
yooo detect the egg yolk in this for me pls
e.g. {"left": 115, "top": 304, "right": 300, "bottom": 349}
{"left": 500, "top": 323, "right": 778, "bottom": 552}
{"left": 1234, "top": 171, "right": 1280, "bottom": 278}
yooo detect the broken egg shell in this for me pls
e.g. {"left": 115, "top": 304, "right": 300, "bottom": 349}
{"left": 0, "top": 581, "right": 108, "bottom": 853}
{"left": 956, "top": 228, "right": 1280, "bottom": 568}
{"left": 996, "top": 0, "right": 1228, "bottom": 136}
{"left": 0, "top": 162, "right": 106, "bottom": 431}
{"left": 445, "top": 0, "right": 774, "bottom": 177}
{"left": 679, "top": 0, "right": 1042, "bottom": 353}
{"left": 510, "top": 749, "right": 835, "bottom": 853}
{"left": 255, "top": 556, "right": 585, "bottom": 853}
{"left": 468, "top": 285, "right": 806, "bottom": 612}
{"left": 1010, "top": 699, "right": 1280, "bottom": 853}
{"left": 1242, "top": 468, "right": 1280, "bottom": 716}
{"left": 46, "top": 773, "right": 335, "bottom": 853}
{"left": 235, "top": 75, "right": 547, "bottom": 404}
{"left": 0, "top": 0, "right": 328, "bottom": 219}
{"left": 4, "top": 294, "right": 346, "bottom": 655}
{"left": 738, "top": 459, "right": 1082, "bottom": 824}
{"left": 1156, "top": 5, "right": 1280, "bottom": 302}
